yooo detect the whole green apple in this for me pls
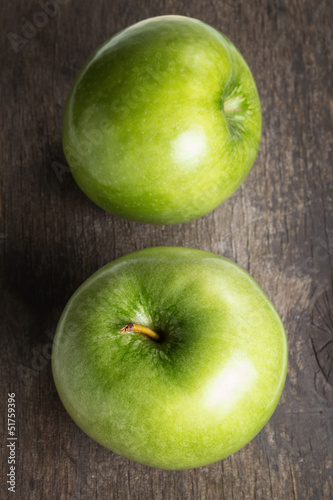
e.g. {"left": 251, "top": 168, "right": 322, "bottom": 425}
{"left": 63, "top": 16, "right": 262, "bottom": 224}
{"left": 52, "top": 247, "right": 287, "bottom": 470}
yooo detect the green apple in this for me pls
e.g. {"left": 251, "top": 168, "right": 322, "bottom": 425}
{"left": 52, "top": 247, "right": 287, "bottom": 470}
{"left": 63, "top": 16, "right": 261, "bottom": 224}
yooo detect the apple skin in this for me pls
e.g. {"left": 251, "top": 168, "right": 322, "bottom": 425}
{"left": 63, "top": 16, "right": 262, "bottom": 224}
{"left": 52, "top": 247, "right": 287, "bottom": 470}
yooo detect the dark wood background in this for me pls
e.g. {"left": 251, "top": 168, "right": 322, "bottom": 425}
{"left": 1, "top": 0, "right": 332, "bottom": 498}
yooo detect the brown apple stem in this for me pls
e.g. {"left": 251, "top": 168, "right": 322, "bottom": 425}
{"left": 120, "top": 323, "right": 160, "bottom": 341}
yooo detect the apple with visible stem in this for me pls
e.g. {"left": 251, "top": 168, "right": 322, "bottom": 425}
{"left": 63, "top": 16, "right": 262, "bottom": 224}
{"left": 52, "top": 247, "right": 287, "bottom": 470}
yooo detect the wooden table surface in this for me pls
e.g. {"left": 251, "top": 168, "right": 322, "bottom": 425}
{"left": 1, "top": 1, "right": 332, "bottom": 499}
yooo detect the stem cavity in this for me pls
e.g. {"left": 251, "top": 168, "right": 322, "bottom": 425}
{"left": 223, "top": 87, "right": 247, "bottom": 138}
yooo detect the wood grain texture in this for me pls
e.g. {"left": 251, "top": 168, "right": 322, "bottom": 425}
{"left": 1, "top": 0, "right": 332, "bottom": 498}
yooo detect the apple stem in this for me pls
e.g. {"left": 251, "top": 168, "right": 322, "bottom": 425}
{"left": 120, "top": 323, "right": 160, "bottom": 341}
